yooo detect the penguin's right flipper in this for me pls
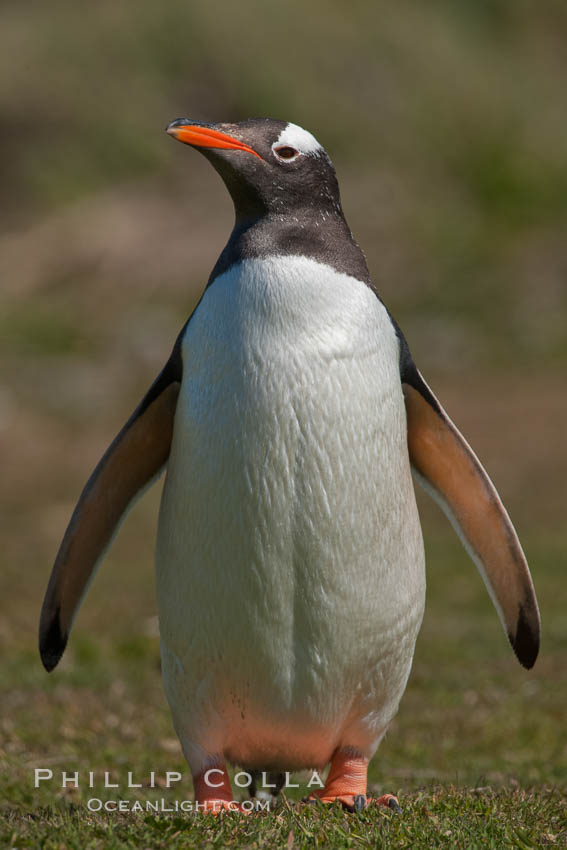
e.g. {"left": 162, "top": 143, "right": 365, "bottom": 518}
{"left": 403, "top": 370, "right": 540, "bottom": 670}
{"left": 39, "top": 342, "right": 183, "bottom": 672}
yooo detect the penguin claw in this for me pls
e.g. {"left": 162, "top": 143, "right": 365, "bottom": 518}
{"left": 371, "top": 793, "right": 401, "bottom": 813}
{"left": 303, "top": 792, "right": 401, "bottom": 813}
{"left": 304, "top": 793, "right": 367, "bottom": 812}
{"left": 301, "top": 794, "right": 402, "bottom": 814}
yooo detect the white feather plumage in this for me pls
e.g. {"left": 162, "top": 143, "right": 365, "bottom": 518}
{"left": 155, "top": 255, "right": 425, "bottom": 774}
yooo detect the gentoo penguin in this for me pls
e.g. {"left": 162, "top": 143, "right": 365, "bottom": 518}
{"left": 39, "top": 118, "right": 541, "bottom": 814}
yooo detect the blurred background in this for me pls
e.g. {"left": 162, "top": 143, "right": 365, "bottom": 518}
{"left": 1, "top": 0, "right": 566, "bottom": 808}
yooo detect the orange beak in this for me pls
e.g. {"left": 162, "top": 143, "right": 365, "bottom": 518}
{"left": 166, "top": 121, "right": 263, "bottom": 160}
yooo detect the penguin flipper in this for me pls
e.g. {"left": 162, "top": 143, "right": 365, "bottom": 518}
{"left": 403, "top": 373, "right": 540, "bottom": 669}
{"left": 39, "top": 352, "right": 181, "bottom": 672}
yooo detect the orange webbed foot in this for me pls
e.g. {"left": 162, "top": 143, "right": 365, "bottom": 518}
{"left": 193, "top": 765, "right": 251, "bottom": 816}
{"left": 303, "top": 749, "right": 401, "bottom": 813}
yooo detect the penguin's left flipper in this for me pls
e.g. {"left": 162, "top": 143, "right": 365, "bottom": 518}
{"left": 39, "top": 345, "right": 182, "bottom": 673}
{"left": 403, "top": 371, "right": 540, "bottom": 669}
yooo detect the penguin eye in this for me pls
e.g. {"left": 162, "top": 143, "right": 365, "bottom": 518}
{"left": 273, "top": 146, "right": 299, "bottom": 161}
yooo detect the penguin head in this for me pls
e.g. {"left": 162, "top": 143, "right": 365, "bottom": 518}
{"left": 166, "top": 118, "right": 343, "bottom": 222}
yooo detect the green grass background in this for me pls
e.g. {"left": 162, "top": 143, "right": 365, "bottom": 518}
{"left": 1, "top": 0, "right": 566, "bottom": 846}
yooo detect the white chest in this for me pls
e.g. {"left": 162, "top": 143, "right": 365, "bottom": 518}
{"left": 155, "top": 256, "right": 425, "bottom": 767}
{"left": 160, "top": 255, "right": 414, "bottom": 593}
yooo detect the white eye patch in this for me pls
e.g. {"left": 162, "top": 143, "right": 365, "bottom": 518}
{"left": 272, "top": 122, "right": 323, "bottom": 156}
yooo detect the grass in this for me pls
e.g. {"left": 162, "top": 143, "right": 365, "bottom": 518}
{"left": 2, "top": 788, "right": 565, "bottom": 849}
{"left": 2, "top": 520, "right": 565, "bottom": 848}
